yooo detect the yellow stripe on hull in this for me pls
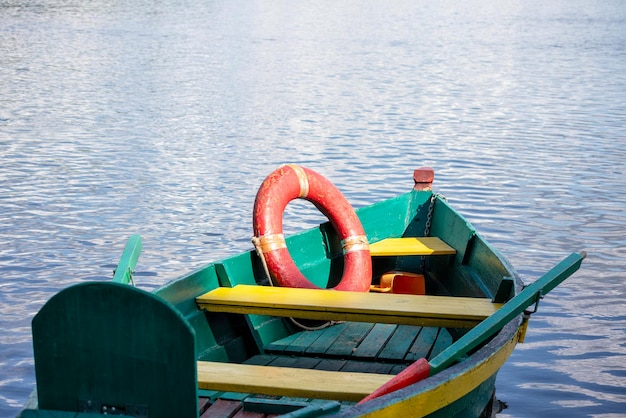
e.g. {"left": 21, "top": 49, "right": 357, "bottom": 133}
{"left": 360, "top": 330, "right": 520, "bottom": 418}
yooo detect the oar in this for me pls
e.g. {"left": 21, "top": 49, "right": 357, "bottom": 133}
{"left": 359, "top": 251, "right": 586, "bottom": 404}
{"left": 112, "top": 234, "right": 143, "bottom": 285}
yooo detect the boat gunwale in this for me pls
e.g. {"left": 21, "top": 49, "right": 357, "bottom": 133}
{"left": 339, "top": 306, "right": 523, "bottom": 417}
{"left": 156, "top": 188, "right": 526, "bottom": 416}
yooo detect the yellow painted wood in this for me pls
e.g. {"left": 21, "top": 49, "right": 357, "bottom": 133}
{"left": 369, "top": 237, "right": 456, "bottom": 256}
{"left": 196, "top": 361, "right": 393, "bottom": 402}
{"left": 196, "top": 285, "right": 501, "bottom": 328}
{"left": 359, "top": 331, "right": 520, "bottom": 418}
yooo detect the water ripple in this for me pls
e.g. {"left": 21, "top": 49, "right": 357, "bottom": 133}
{"left": 2, "top": 0, "right": 626, "bottom": 416}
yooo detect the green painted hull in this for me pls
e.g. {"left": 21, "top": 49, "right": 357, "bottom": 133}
{"left": 20, "top": 173, "right": 584, "bottom": 418}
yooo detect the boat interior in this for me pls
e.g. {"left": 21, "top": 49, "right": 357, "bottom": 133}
{"left": 31, "top": 192, "right": 515, "bottom": 417}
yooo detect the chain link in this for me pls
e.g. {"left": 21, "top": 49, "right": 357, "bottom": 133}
{"left": 424, "top": 194, "right": 437, "bottom": 237}
{"left": 422, "top": 193, "right": 444, "bottom": 273}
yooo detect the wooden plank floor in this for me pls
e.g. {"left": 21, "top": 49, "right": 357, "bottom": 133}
{"left": 199, "top": 322, "right": 452, "bottom": 417}
{"left": 200, "top": 322, "right": 452, "bottom": 418}
{"left": 265, "top": 321, "right": 451, "bottom": 363}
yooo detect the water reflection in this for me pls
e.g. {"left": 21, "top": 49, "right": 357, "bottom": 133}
{"left": 1, "top": 0, "right": 626, "bottom": 416}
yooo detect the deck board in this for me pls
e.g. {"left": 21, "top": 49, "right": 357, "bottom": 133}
{"left": 377, "top": 325, "right": 422, "bottom": 361}
{"left": 405, "top": 327, "right": 439, "bottom": 361}
{"left": 340, "top": 360, "right": 396, "bottom": 375}
{"left": 315, "top": 358, "right": 348, "bottom": 371}
{"left": 324, "top": 322, "right": 374, "bottom": 357}
{"left": 429, "top": 328, "right": 454, "bottom": 360}
{"left": 351, "top": 323, "right": 396, "bottom": 358}
{"left": 281, "top": 329, "right": 324, "bottom": 354}
{"left": 304, "top": 323, "right": 346, "bottom": 355}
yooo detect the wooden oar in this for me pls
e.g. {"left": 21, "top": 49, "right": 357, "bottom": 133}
{"left": 112, "top": 234, "right": 143, "bottom": 285}
{"left": 359, "top": 251, "right": 586, "bottom": 404}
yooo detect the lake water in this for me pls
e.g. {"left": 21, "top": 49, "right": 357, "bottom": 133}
{"left": 1, "top": 0, "right": 625, "bottom": 416}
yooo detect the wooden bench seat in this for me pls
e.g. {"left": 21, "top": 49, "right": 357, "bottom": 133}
{"left": 369, "top": 237, "right": 456, "bottom": 256}
{"left": 196, "top": 360, "right": 393, "bottom": 402}
{"left": 196, "top": 285, "right": 501, "bottom": 328}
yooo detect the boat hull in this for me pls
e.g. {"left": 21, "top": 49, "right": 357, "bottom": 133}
{"left": 20, "top": 170, "right": 584, "bottom": 417}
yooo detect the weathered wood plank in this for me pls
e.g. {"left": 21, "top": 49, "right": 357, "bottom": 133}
{"left": 197, "top": 285, "right": 500, "bottom": 328}
{"left": 405, "top": 327, "right": 439, "bottom": 361}
{"left": 340, "top": 360, "right": 395, "bottom": 375}
{"left": 314, "top": 358, "right": 347, "bottom": 371}
{"left": 264, "top": 332, "right": 301, "bottom": 353}
{"left": 280, "top": 329, "right": 324, "bottom": 354}
{"left": 428, "top": 328, "right": 453, "bottom": 360}
{"left": 378, "top": 325, "right": 422, "bottom": 361}
{"left": 268, "top": 356, "right": 321, "bottom": 370}
{"left": 352, "top": 323, "right": 396, "bottom": 358}
{"left": 324, "top": 322, "right": 374, "bottom": 357}
{"left": 304, "top": 323, "right": 347, "bottom": 355}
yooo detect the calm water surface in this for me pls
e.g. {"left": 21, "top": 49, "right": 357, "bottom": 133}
{"left": 1, "top": 0, "right": 625, "bottom": 416}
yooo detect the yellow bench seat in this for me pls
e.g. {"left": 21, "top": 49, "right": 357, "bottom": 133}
{"left": 369, "top": 237, "right": 456, "bottom": 256}
{"left": 197, "top": 361, "right": 392, "bottom": 402}
{"left": 196, "top": 285, "right": 501, "bottom": 328}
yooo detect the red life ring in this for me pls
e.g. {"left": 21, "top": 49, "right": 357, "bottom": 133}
{"left": 253, "top": 164, "right": 372, "bottom": 292}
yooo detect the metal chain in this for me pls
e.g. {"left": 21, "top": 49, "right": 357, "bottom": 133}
{"left": 424, "top": 194, "right": 437, "bottom": 237}
{"left": 421, "top": 193, "right": 442, "bottom": 273}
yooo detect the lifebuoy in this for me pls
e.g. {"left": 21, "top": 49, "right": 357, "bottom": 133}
{"left": 252, "top": 164, "right": 372, "bottom": 292}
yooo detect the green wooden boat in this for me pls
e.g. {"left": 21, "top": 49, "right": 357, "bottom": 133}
{"left": 20, "top": 166, "right": 585, "bottom": 418}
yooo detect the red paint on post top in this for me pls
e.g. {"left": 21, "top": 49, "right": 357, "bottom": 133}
{"left": 413, "top": 167, "right": 435, "bottom": 191}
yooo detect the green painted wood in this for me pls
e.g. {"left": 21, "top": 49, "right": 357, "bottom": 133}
{"left": 242, "top": 398, "right": 312, "bottom": 415}
{"left": 32, "top": 282, "right": 198, "bottom": 418}
{"left": 352, "top": 323, "right": 397, "bottom": 358}
{"left": 405, "top": 327, "right": 438, "bottom": 361}
{"left": 112, "top": 234, "right": 142, "bottom": 285}
{"left": 389, "top": 363, "right": 409, "bottom": 375}
{"left": 269, "top": 355, "right": 322, "bottom": 370}
{"left": 429, "top": 252, "right": 586, "bottom": 374}
{"left": 340, "top": 360, "right": 395, "bottom": 374}
{"left": 282, "top": 328, "right": 325, "bottom": 354}
{"left": 378, "top": 325, "right": 422, "bottom": 361}
{"left": 357, "top": 191, "right": 430, "bottom": 244}
{"left": 428, "top": 328, "right": 453, "bottom": 360}
{"left": 493, "top": 277, "right": 515, "bottom": 303}
{"left": 244, "top": 354, "right": 276, "bottom": 366}
{"left": 315, "top": 358, "right": 348, "bottom": 371}
{"left": 216, "top": 256, "right": 293, "bottom": 350}
{"left": 304, "top": 323, "right": 347, "bottom": 355}
{"left": 265, "top": 330, "right": 302, "bottom": 353}
{"left": 324, "top": 322, "right": 374, "bottom": 357}
{"left": 215, "top": 391, "right": 250, "bottom": 402}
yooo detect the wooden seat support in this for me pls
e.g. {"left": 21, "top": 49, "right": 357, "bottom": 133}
{"left": 197, "top": 361, "right": 393, "bottom": 402}
{"left": 196, "top": 285, "right": 501, "bottom": 328}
